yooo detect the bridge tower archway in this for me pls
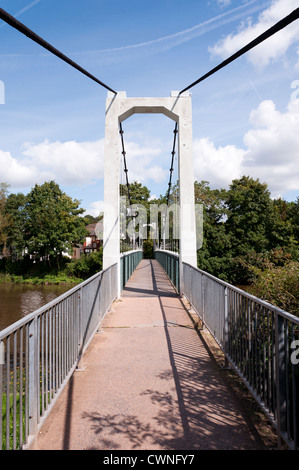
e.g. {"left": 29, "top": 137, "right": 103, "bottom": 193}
{"left": 103, "top": 91, "right": 197, "bottom": 297}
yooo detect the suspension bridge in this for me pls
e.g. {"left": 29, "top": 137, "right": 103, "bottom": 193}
{"left": 0, "top": 7, "right": 299, "bottom": 451}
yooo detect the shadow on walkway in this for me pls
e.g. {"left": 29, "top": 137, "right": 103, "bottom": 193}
{"left": 36, "top": 260, "right": 277, "bottom": 450}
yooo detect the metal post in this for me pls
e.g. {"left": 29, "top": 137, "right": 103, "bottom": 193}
{"left": 224, "top": 286, "right": 230, "bottom": 368}
{"left": 275, "top": 313, "right": 287, "bottom": 448}
{"left": 76, "top": 286, "right": 85, "bottom": 371}
{"left": 201, "top": 273, "right": 205, "bottom": 330}
{"left": 28, "top": 318, "right": 38, "bottom": 441}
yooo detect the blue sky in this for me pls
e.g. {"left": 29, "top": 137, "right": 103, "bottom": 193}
{"left": 0, "top": 0, "right": 299, "bottom": 215}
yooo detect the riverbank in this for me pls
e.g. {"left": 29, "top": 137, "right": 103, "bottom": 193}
{"left": 0, "top": 249, "right": 103, "bottom": 286}
{"left": 0, "top": 272, "right": 82, "bottom": 286}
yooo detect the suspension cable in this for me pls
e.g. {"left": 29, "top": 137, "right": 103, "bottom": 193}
{"left": 166, "top": 122, "right": 178, "bottom": 205}
{"left": 179, "top": 8, "right": 299, "bottom": 95}
{"left": 119, "top": 122, "right": 132, "bottom": 208}
{"left": 0, "top": 8, "right": 117, "bottom": 94}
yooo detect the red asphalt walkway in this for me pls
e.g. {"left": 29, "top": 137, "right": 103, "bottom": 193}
{"left": 36, "top": 259, "right": 274, "bottom": 450}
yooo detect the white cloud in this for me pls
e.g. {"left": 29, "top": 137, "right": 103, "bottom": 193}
{"left": 22, "top": 139, "right": 105, "bottom": 185}
{"left": 0, "top": 139, "right": 104, "bottom": 189}
{"left": 193, "top": 97, "right": 299, "bottom": 196}
{"left": 25, "top": 138, "right": 167, "bottom": 187}
{"left": 0, "top": 136, "right": 167, "bottom": 191}
{"left": 209, "top": 0, "right": 299, "bottom": 67}
{"left": 85, "top": 200, "right": 105, "bottom": 217}
{"left": 193, "top": 138, "right": 245, "bottom": 188}
{"left": 242, "top": 99, "right": 299, "bottom": 194}
{"left": 0, "top": 149, "right": 48, "bottom": 186}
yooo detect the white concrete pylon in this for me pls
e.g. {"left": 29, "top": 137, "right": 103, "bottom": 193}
{"left": 103, "top": 91, "right": 197, "bottom": 297}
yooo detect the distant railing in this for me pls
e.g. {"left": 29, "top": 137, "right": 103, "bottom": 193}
{"left": 0, "top": 263, "right": 118, "bottom": 450}
{"left": 182, "top": 262, "right": 299, "bottom": 451}
{"left": 154, "top": 250, "right": 179, "bottom": 293}
{"left": 120, "top": 249, "right": 143, "bottom": 291}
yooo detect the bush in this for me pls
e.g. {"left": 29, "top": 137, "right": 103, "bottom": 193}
{"left": 64, "top": 248, "right": 103, "bottom": 279}
{"left": 250, "top": 261, "right": 299, "bottom": 316}
{"left": 143, "top": 239, "right": 153, "bottom": 259}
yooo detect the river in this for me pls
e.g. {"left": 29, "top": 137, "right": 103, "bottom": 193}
{"left": 0, "top": 283, "right": 75, "bottom": 332}
{"left": 0, "top": 281, "right": 253, "bottom": 333}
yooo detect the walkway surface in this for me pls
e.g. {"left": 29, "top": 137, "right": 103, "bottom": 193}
{"left": 36, "top": 259, "right": 273, "bottom": 450}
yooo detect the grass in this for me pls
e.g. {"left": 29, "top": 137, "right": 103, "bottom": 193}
{"left": 1, "top": 367, "right": 56, "bottom": 450}
{"left": 1, "top": 391, "right": 25, "bottom": 450}
{"left": 0, "top": 272, "right": 82, "bottom": 285}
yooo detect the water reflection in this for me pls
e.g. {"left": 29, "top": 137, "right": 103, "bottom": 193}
{"left": 0, "top": 283, "right": 74, "bottom": 331}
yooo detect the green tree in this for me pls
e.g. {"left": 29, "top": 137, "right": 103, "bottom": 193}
{"left": 224, "top": 176, "right": 273, "bottom": 256}
{"left": 0, "top": 182, "right": 10, "bottom": 251}
{"left": 223, "top": 176, "right": 274, "bottom": 282}
{"left": 66, "top": 247, "right": 103, "bottom": 279}
{"left": 150, "top": 181, "right": 180, "bottom": 251}
{"left": 4, "top": 192, "right": 27, "bottom": 259}
{"left": 25, "top": 181, "right": 87, "bottom": 268}
{"left": 194, "top": 181, "right": 231, "bottom": 279}
{"left": 250, "top": 260, "right": 299, "bottom": 316}
{"left": 221, "top": 176, "right": 298, "bottom": 283}
{"left": 120, "top": 181, "right": 151, "bottom": 209}
{"left": 265, "top": 198, "right": 298, "bottom": 264}
{"left": 120, "top": 181, "right": 152, "bottom": 248}
{"left": 288, "top": 197, "right": 299, "bottom": 251}
{"left": 83, "top": 213, "right": 103, "bottom": 225}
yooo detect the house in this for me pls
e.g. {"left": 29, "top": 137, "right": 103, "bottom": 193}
{"left": 83, "top": 222, "right": 103, "bottom": 254}
{"left": 71, "top": 221, "right": 103, "bottom": 259}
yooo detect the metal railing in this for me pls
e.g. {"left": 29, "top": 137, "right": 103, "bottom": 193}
{"left": 154, "top": 250, "right": 179, "bottom": 293}
{"left": 0, "top": 263, "right": 118, "bottom": 450}
{"left": 120, "top": 249, "right": 143, "bottom": 291}
{"left": 181, "top": 262, "right": 299, "bottom": 450}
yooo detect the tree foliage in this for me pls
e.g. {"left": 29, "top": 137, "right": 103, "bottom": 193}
{"left": 120, "top": 181, "right": 152, "bottom": 246}
{"left": 120, "top": 181, "right": 151, "bottom": 209}
{"left": 248, "top": 259, "right": 299, "bottom": 316}
{"left": 24, "top": 181, "right": 87, "bottom": 265}
{"left": 4, "top": 192, "right": 27, "bottom": 258}
{"left": 0, "top": 183, "right": 10, "bottom": 248}
{"left": 192, "top": 176, "right": 298, "bottom": 286}
{"left": 225, "top": 176, "right": 272, "bottom": 255}
{"left": 65, "top": 247, "right": 103, "bottom": 279}
{"left": 0, "top": 181, "right": 88, "bottom": 269}
{"left": 194, "top": 181, "right": 231, "bottom": 279}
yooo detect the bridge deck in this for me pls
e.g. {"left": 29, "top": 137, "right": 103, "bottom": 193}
{"left": 36, "top": 259, "right": 274, "bottom": 450}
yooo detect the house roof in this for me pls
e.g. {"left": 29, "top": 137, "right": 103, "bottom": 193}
{"left": 86, "top": 222, "right": 103, "bottom": 237}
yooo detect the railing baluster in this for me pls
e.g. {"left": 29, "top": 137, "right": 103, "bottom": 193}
{"left": 0, "top": 339, "right": 3, "bottom": 450}
{"left": 6, "top": 335, "right": 10, "bottom": 450}
{"left": 291, "top": 324, "right": 298, "bottom": 448}
{"left": 275, "top": 313, "right": 287, "bottom": 446}
{"left": 41, "top": 314, "right": 45, "bottom": 418}
{"left": 12, "top": 331, "right": 17, "bottom": 450}
{"left": 20, "top": 326, "right": 24, "bottom": 448}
